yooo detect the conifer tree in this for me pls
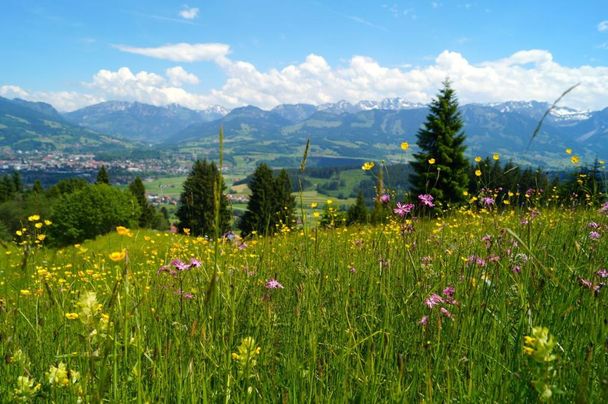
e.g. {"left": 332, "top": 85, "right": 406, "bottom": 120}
{"left": 96, "top": 165, "right": 110, "bottom": 184}
{"left": 347, "top": 191, "right": 368, "bottom": 225}
{"left": 176, "top": 160, "right": 231, "bottom": 237}
{"left": 128, "top": 176, "right": 157, "bottom": 228}
{"left": 239, "top": 164, "right": 276, "bottom": 236}
{"left": 410, "top": 80, "right": 469, "bottom": 203}
{"left": 274, "top": 169, "right": 296, "bottom": 229}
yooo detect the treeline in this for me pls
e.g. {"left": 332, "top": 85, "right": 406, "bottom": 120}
{"left": 0, "top": 168, "right": 169, "bottom": 245}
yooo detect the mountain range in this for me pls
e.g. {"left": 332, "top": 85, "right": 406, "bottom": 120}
{"left": 2, "top": 95, "right": 607, "bottom": 168}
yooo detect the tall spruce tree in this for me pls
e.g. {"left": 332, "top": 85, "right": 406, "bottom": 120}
{"left": 96, "top": 165, "right": 110, "bottom": 184}
{"left": 176, "top": 160, "right": 231, "bottom": 237}
{"left": 239, "top": 164, "right": 276, "bottom": 236}
{"left": 347, "top": 191, "right": 368, "bottom": 225}
{"left": 128, "top": 176, "right": 157, "bottom": 228}
{"left": 274, "top": 169, "right": 296, "bottom": 229}
{"left": 410, "top": 80, "right": 469, "bottom": 203}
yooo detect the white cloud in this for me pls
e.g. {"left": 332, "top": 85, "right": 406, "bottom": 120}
{"left": 114, "top": 42, "right": 230, "bottom": 63}
{"left": 179, "top": 6, "right": 199, "bottom": 20}
{"left": 166, "top": 66, "right": 200, "bottom": 86}
{"left": 4, "top": 48, "right": 608, "bottom": 112}
{"left": 598, "top": 20, "right": 608, "bottom": 32}
{"left": 0, "top": 85, "right": 30, "bottom": 99}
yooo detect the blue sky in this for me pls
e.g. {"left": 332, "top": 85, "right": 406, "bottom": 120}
{"left": 1, "top": 0, "right": 607, "bottom": 111}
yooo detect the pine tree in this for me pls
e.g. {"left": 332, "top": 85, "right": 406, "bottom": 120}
{"left": 410, "top": 80, "right": 469, "bottom": 203}
{"left": 12, "top": 171, "right": 23, "bottom": 193}
{"left": 274, "top": 169, "right": 296, "bottom": 230}
{"left": 32, "top": 180, "right": 43, "bottom": 194}
{"left": 128, "top": 176, "right": 157, "bottom": 228}
{"left": 239, "top": 164, "right": 276, "bottom": 236}
{"left": 347, "top": 191, "right": 368, "bottom": 225}
{"left": 176, "top": 160, "right": 231, "bottom": 237}
{"left": 96, "top": 165, "right": 110, "bottom": 184}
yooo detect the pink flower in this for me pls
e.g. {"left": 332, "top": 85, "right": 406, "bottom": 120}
{"left": 393, "top": 202, "right": 415, "bottom": 217}
{"left": 597, "top": 269, "right": 608, "bottom": 278}
{"left": 442, "top": 286, "right": 455, "bottom": 298}
{"left": 189, "top": 258, "right": 201, "bottom": 268}
{"left": 265, "top": 278, "right": 284, "bottom": 289}
{"left": 600, "top": 202, "right": 608, "bottom": 215}
{"left": 424, "top": 293, "right": 444, "bottom": 309}
{"left": 589, "top": 231, "right": 601, "bottom": 240}
{"left": 418, "top": 194, "right": 435, "bottom": 208}
{"left": 588, "top": 221, "right": 600, "bottom": 229}
{"left": 419, "top": 315, "right": 429, "bottom": 326}
{"left": 379, "top": 194, "right": 390, "bottom": 204}
{"left": 481, "top": 197, "right": 495, "bottom": 206}
{"left": 440, "top": 307, "right": 453, "bottom": 318}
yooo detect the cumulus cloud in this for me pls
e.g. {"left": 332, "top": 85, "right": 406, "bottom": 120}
{"left": 599, "top": 20, "right": 608, "bottom": 32}
{"left": 114, "top": 42, "right": 230, "bottom": 63}
{"left": 3, "top": 48, "right": 608, "bottom": 111}
{"left": 166, "top": 66, "right": 200, "bottom": 86}
{"left": 179, "top": 6, "right": 199, "bottom": 20}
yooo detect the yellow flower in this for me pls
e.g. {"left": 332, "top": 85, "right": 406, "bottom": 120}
{"left": 428, "top": 158, "right": 436, "bottom": 165}
{"left": 183, "top": 228, "right": 191, "bottom": 236}
{"left": 310, "top": 202, "right": 318, "bottom": 209}
{"left": 326, "top": 199, "right": 333, "bottom": 205}
{"left": 503, "top": 200, "right": 510, "bottom": 205}
{"left": 400, "top": 141, "right": 409, "bottom": 151}
{"left": 37, "top": 234, "right": 46, "bottom": 241}
{"left": 492, "top": 153, "right": 500, "bottom": 161}
{"left": 313, "top": 212, "right": 320, "bottom": 218}
{"left": 16, "top": 230, "right": 23, "bottom": 236}
{"left": 65, "top": 312, "right": 79, "bottom": 320}
{"left": 565, "top": 148, "right": 572, "bottom": 155}
{"left": 571, "top": 155, "right": 580, "bottom": 165}
{"left": 474, "top": 156, "right": 482, "bottom": 163}
{"left": 115, "top": 226, "right": 132, "bottom": 237}
{"left": 28, "top": 215, "right": 40, "bottom": 222}
{"left": 475, "top": 169, "right": 482, "bottom": 177}
{"left": 463, "top": 191, "right": 469, "bottom": 196}
{"left": 361, "top": 161, "right": 375, "bottom": 171}
{"left": 109, "top": 250, "right": 126, "bottom": 262}
{"left": 44, "top": 220, "right": 52, "bottom": 226}
{"left": 20, "top": 289, "right": 32, "bottom": 296}
{"left": 35, "top": 223, "right": 43, "bottom": 229}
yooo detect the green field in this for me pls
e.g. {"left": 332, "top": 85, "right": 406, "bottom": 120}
{"left": 1, "top": 204, "right": 607, "bottom": 401}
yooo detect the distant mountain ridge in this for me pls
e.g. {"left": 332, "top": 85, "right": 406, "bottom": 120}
{"left": 0, "top": 96, "right": 134, "bottom": 154}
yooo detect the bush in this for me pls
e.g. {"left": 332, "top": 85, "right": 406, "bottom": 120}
{"left": 49, "top": 184, "right": 140, "bottom": 245}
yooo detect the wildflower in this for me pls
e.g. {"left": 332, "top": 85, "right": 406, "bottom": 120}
{"left": 492, "top": 153, "right": 500, "bottom": 161}
{"left": 232, "top": 337, "right": 261, "bottom": 377}
{"left": 265, "top": 278, "right": 284, "bottom": 289}
{"left": 418, "top": 194, "right": 434, "bottom": 208}
{"left": 27, "top": 215, "right": 40, "bottom": 222}
{"left": 393, "top": 202, "right": 414, "bottom": 217}
{"left": 116, "top": 226, "right": 132, "bottom": 237}
{"left": 189, "top": 258, "right": 201, "bottom": 268}
{"left": 361, "top": 161, "right": 375, "bottom": 171}
{"left": 424, "top": 293, "right": 444, "bottom": 309}
{"left": 565, "top": 148, "right": 572, "bottom": 155}
{"left": 571, "top": 155, "right": 580, "bottom": 164}
{"left": 310, "top": 202, "right": 318, "bottom": 208}
{"left": 442, "top": 286, "right": 455, "bottom": 298}
{"left": 35, "top": 222, "right": 43, "bottom": 229}
{"left": 37, "top": 234, "right": 46, "bottom": 241}
{"left": 523, "top": 326, "right": 557, "bottom": 363}
{"left": 419, "top": 315, "right": 429, "bottom": 326}
{"left": 14, "top": 376, "right": 41, "bottom": 400}
{"left": 481, "top": 197, "right": 495, "bottom": 206}
{"left": 474, "top": 156, "right": 482, "bottom": 163}
{"left": 109, "top": 250, "right": 126, "bottom": 262}
{"left": 379, "top": 194, "right": 390, "bottom": 204}
{"left": 65, "top": 312, "right": 79, "bottom": 320}
{"left": 428, "top": 158, "right": 436, "bottom": 165}
{"left": 171, "top": 259, "right": 191, "bottom": 271}
{"left": 440, "top": 307, "right": 453, "bottom": 318}
{"left": 348, "top": 265, "right": 356, "bottom": 273}
{"left": 600, "top": 202, "right": 608, "bottom": 215}
{"left": 20, "top": 289, "right": 31, "bottom": 296}
{"left": 589, "top": 231, "right": 601, "bottom": 240}
{"left": 475, "top": 169, "right": 482, "bottom": 177}
{"left": 46, "top": 363, "right": 70, "bottom": 387}
{"left": 512, "top": 265, "right": 521, "bottom": 273}
{"left": 588, "top": 221, "right": 600, "bottom": 229}
{"left": 481, "top": 234, "right": 492, "bottom": 249}
{"left": 44, "top": 219, "right": 52, "bottom": 225}
{"left": 596, "top": 269, "right": 608, "bottom": 278}
{"left": 400, "top": 141, "right": 409, "bottom": 151}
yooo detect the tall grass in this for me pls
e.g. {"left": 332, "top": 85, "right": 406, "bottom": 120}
{"left": 1, "top": 203, "right": 607, "bottom": 401}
